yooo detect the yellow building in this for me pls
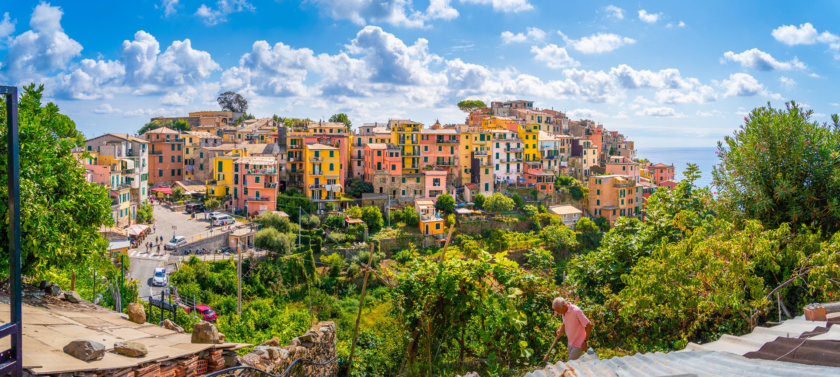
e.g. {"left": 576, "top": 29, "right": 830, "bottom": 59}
{"left": 206, "top": 144, "right": 250, "bottom": 200}
{"left": 416, "top": 199, "right": 445, "bottom": 236}
{"left": 304, "top": 143, "right": 343, "bottom": 209}
{"left": 390, "top": 120, "right": 422, "bottom": 175}
{"left": 518, "top": 124, "right": 541, "bottom": 163}
{"left": 458, "top": 125, "right": 494, "bottom": 194}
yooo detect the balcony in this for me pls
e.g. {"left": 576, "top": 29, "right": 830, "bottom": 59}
{"left": 435, "top": 160, "right": 456, "bottom": 166}
{"left": 505, "top": 147, "right": 524, "bottom": 152}
{"left": 247, "top": 168, "right": 277, "bottom": 175}
{"left": 205, "top": 179, "right": 218, "bottom": 185}
{"left": 309, "top": 184, "right": 324, "bottom": 189}
{"left": 246, "top": 196, "right": 271, "bottom": 202}
{"left": 264, "top": 182, "right": 278, "bottom": 188}
{"left": 436, "top": 139, "right": 458, "bottom": 144}
{"left": 310, "top": 156, "right": 323, "bottom": 162}
{"left": 149, "top": 150, "right": 163, "bottom": 155}
{"left": 402, "top": 151, "right": 421, "bottom": 157}
{"left": 126, "top": 149, "right": 140, "bottom": 157}
{"left": 473, "top": 150, "right": 489, "bottom": 156}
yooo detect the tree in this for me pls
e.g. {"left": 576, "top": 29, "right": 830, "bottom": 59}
{"left": 301, "top": 214, "right": 320, "bottom": 229}
{"left": 457, "top": 99, "right": 487, "bottom": 113}
{"left": 483, "top": 192, "right": 514, "bottom": 215}
{"left": 713, "top": 102, "right": 840, "bottom": 235}
{"left": 346, "top": 179, "right": 373, "bottom": 198}
{"left": 254, "top": 211, "right": 291, "bottom": 232}
{"left": 575, "top": 217, "right": 601, "bottom": 251}
{"left": 136, "top": 203, "right": 154, "bottom": 223}
{"left": 540, "top": 224, "right": 579, "bottom": 253}
{"left": 323, "top": 214, "right": 345, "bottom": 230}
{"left": 171, "top": 119, "right": 190, "bottom": 131}
{"left": 255, "top": 228, "right": 293, "bottom": 255}
{"left": 473, "top": 193, "right": 485, "bottom": 210}
{"left": 511, "top": 193, "right": 523, "bottom": 208}
{"left": 402, "top": 206, "right": 419, "bottom": 226}
{"left": 171, "top": 186, "right": 185, "bottom": 202}
{"left": 361, "top": 206, "right": 384, "bottom": 233}
{"left": 329, "top": 113, "right": 352, "bottom": 130}
{"left": 434, "top": 194, "right": 455, "bottom": 214}
{"left": 0, "top": 84, "right": 113, "bottom": 277}
{"left": 523, "top": 204, "right": 538, "bottom": 217}
{"left": 217, "top": 91, "right": 248, "bottom": 113}
{"left": 233, "top": 113, "right": 255, "bottom": 126}
{"left": 205, "top": 197, "right": 221, "bottom": 211}
{"left": 346, "top": 206, "right": 362, "bottom": 219}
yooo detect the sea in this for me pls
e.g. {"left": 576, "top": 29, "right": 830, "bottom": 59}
{"left": 635, "top": 147, "right": 718, "bottom": 188}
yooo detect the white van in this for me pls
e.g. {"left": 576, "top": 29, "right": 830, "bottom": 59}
{"left": 211, "top": 214, "right": 235, "bottom": 226}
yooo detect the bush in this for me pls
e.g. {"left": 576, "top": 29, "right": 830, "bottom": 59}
{"left": 434, "top": 194, "right": 455, "bottom": 214}
{"left": 361, "top": 206, "right": 384, "bottom": 233}
{"left": 402, "top": 206, "right": 419, "bottom": 227}
{"left": 523, "top": 204, "right": 538, "bottom": 217}
{"left": 473, "top": 193, "right": 485, "bottom": 210}
{"left": 255, "top": 228, "right": 293, "bottom": 255}
{"left": 324, "top": 214, "right": 345, "bottom": 230}
{"left": 254, "top": 211, "right": 291, "bottom": 232}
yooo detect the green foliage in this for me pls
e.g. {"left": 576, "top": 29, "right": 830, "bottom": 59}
{"left": 217, "top": 91, "right": 248, "bottom": 113}
{"left": 254, "top": 211, "right": 291, "bottom": 232}
{"left": 473, "top": 193, "right": 485, "bottom": 210}
{"left": 511, "top": 193, "right": 523, "bottom": 208}
{"left": 136, "top": 202, "right": 154, "bottom": 223}
{"left": 346, "top": 205, "right": 362, "bottom": 219}
{"left": 138, "top": 118, "right": 190, "bottom": 134}
{"left": 456, "top": 99, "right": 487, "bottom": 112}
{"left": 484, "top": 192, "right": 514, "bottom": 214}
{"left": 523, "top": 204, "right": 538, "bottom": 217}
{"left": 301, "top": 214, "right": 320, "bottom": 229}
{"left": 255, "top": 228, "right": 294, "bottom": 255}
{"left": 323, "top": 214, "right": 345, "bottom": 230}
{"left": 205, "top": 197, "right": 221, "bottom": 211}
{"left": 712, "top": 102, "right": 840, "bottom": 235}
{"left": 362, "top": 206, "right": 384, "bottom": 233}
{"left": 574, "top": 217, "right": 602, "bottom": 251}
{"left": 346, "top": 179, "right": 374, "bottom": 198}
{"left": 539, "top": 224, "right": 578, "bottom": 254}
{"left": 326, "top": 231, "right": 347, "bottom": 245}
{"left": 171, "top": 186, "right": 185, "bottom": 202}
{"left": 434, "top": 193, "right": 455, "bottom": 214}
{"left": 233, "top": 113, "right": 255, "bottom": 126}
{"left": 0, "top": 84, "right": 113, "bottom": 277}
{"left": 525, "top": 247, "right": 554, "bottom": 274}
{"left": 402, "top": 206, "right": 419, "bottom": 227}
{"left": 278, "top": 192, "right": 316, "bottom": 222}
{"left": 556, "top": 176, "right": 587, "bottom": 200}
{"left": 329, "top": 113, "right": 352, "bottom": 129}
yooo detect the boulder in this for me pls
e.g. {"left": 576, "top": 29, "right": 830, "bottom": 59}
{"left": 45, "top": 283, "right": 61, "bottom": 297}
{"left": 191, "top": 321, "right": 220, "bottom": 344}
{"left": 259, "top": 337, "right": 280, "bottom": 347}
{"left": 63, "top": 291, "right": 81, "bottom": 303}
{"left": 162, "top": 319, "right": 184, "bottom": 333}
{"left": 63, "top": 340, "right": 105, "bottom": 361}
{"left": 218, "top": 333, "right": 225, "bottom": 344}
{"left": 127, "top": 303, "right": 145, "bottom": 324}
{"left": 114, "top": 341, "right": 148, "bottom": 358}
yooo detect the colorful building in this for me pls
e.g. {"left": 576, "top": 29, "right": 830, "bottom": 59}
{"left": 390, "top": 120, "right": 422, "bottom": 175}
{"left": 145, "top": 127, "right": 184, "bottom": 187}
{"left": 233, "top": 156, "right": 279, "bottom": 217}
{"left": 605, "top": 156, "right": 640, "bottom": 183}
{"left": 588, "top": 175, "right": 641, "bottom": 224}
{"left": 85, "top": 133, "right": 149, "bottom": 203}
{"left": 650, "top": 163, "right": 676, "bottom": 186}
{"left": 364, "top": 143, "right": 403, "bottom": 196}
{"left": 491, "top": 130, "right": 524, "bottom": 185}
{"left": 416, "top": 199, "right": 445, "bottom": 236}
{"left": 304, "top": 143, "right": 343, "bottom": 209}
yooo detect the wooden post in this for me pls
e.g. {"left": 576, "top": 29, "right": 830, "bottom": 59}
{"left": 347, "top": 242, "right": 375, "bottom": 376}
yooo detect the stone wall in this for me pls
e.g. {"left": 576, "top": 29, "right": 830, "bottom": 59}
{"left": 175, "top": 232, "right": 229, "bottom": 254}
{"left": 235, "top": 321, "right": 337, "bottom": 377}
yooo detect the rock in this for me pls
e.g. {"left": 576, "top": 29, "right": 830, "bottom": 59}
{"left": 63, "top": 291, "right": 81, "bottom": 303}
{"left": 259, "top": 336, "right": 280, "bottom": 347}
{"left": 45, "top": 283, "right": 61, "bottom": 296}
{"left": 127, "top": 303, "right": 145, "bottom": 324}
{"left": 217, "top": 333, "right": 225, "bottom": 343}
{"left": 63, "top": 340, "right": 105, "bottom": 361}
{"left": 114, "top": 341, "right": 148, "bottom": 358}
{"left": 191, "top": 321, "right": 220, "bottom": 344}
{"left": 162, "top": 319, "right": 184, "bottom": 333}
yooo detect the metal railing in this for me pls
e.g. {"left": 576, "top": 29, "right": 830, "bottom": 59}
{"left": 204, "top": 356, "right": 338, "bottom": 377}
{"left": 0, "top": 85, "right": 23, "bottom": 376}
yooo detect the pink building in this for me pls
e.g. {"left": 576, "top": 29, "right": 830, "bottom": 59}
{"left": 605, "top": 156, "right": 640, "bottom": 183}
{"left": 364, "top": 144, "right": 402, "bottom": 181}
{"left": 423, "top": 169, "right": 448, "bottom": 199}
{"left": 420, "top": 128, "right": 459, "bottom": 185}
{"left": 233, "top": 156, "right": 279, "bottom": 217}
{"left": 85, "top": 164, "right": 110, "bottom": 185}
{"left": 651, "top": 163, "right": 676, "bottom": 186}
{"left": 351, "top": 122, "right": 389, "bottom": 180}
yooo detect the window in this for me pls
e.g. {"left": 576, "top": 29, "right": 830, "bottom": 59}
{"left": 177, "top": 156, "right": 181, "bottom": 162}
{"left": 200, "top": 152, "right": 204, "bottom": 158}
{"left": 171, "top": 144, "right": 175, "bottom": 151}
{"left": 377, "top": 151, "right": 382, "bottom": 156}
{"left": 217, "top": 161, "right": 223, "bottom": 172}
{"left": 234, "top": 164, "right": 239, "bottom": 172}
{"left": 391, "top": 164, "right": 396, "bottom": 170}
{"left": 159, "top": 169, "right": 163, "bottom": 177}
{"left": 170, "top": 169, "right": 175, "bottom": 176}
{"left": 329, "top": 150, "right": 334, "bottom": 158}
{"left": 435, "top": 223, "right": 441, "bottom": 230}
{"left": 199, "top": 164, "right": 203, "bottom": 170}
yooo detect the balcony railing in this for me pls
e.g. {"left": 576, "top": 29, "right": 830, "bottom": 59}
{"left": 435, "top": 160, "right": 456, "bottom": 166}
{"left": 149, "top": 150, "right": 163, "bottom": 155}
{"left": 247, "top": 169, "right": 277, "bottom": 175}
{"left": 436, "top": 139, "right": 458, "bottom": 144}
{"left": 505, "top": 147, "right": 524, "bottom": 152}
{"left": 246, "top": 196, "right": 271, "bottom": 202}
{"left": 402, "top": 151, "right": 421, "bottom": 157}
{"left": 309, "top": 184, "right": 324, "bottom": 189}
{"left": 474, "top": 150, "right": 489, "bottom": 156}
{"left": 264, "top": 182, "right": 278, "bottom": 188}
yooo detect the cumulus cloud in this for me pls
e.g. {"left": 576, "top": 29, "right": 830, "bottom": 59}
{"left": 779, "top": 76, "right": 796, "bottom": 89}
{"left": 722, "top": 48, "right": 805, "bottom": 71}
{"left": 638, "top": 9, "right": 660, "bottom": 24}
{"left": 655, "top": 86, "right": 716, "bottom": 104}
{"left": 501, "top": 27, "right": 545, "bottom": 44}
{"left": 160, "top": 0, "right": 180, "bottom": 17}
{"left": 637, "top": 106, "right": 681, "bottom": 117}
{"left": 561, "top": 32, "right": 635, "bottom": 54}
{"left": 195, "top": 0, "right": 254, "bottom": 25}
{"left": 604, "top": 5, "right": 623, "bottom": 20}
{"left": 719, "top": 72, "right": 781, "bottom": 99}
{"left": 0, "top": 12, "right": 15, "bottom": 39}
{"left": 530, "top": 44, "right": 578, "bottom": 69}
{"left": 568, "top": 108, "right": 610, "bottom": 119}
{"left": 309, "top": 0, "right": 458, "bottom": 28}
{"left": 120, "top": 31, "right": 220, "bottom": 93}
{"left": 52, "top": 58, "right": 125, "bottom": 100}
{"left": 460, "top": 0, "right": 533, "bottom": 13}
{"left": 771, "top": 22, "right": 838, "bottom": 46}
{"left": 2, "top": 3, "right": 82, "bottom": 83}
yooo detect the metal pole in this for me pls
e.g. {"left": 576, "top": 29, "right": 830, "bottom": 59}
{"left": 237, "top": 240, "right": 242, "bottom": 316}
{"left": 347, "top": 242, "right": 376, "bottom": 377}
{"left": 160, "top": 290, "right": 165, "bottom": 325}
{"left": 4, "top": 85, "right": 22, "bottom": 376}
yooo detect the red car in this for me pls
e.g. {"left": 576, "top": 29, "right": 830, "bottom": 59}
{"left": 190, "top": 305, "right": 217, "bottom": 322}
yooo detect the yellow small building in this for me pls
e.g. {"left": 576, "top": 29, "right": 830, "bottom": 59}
{"left": 518, "top": 124, "right": 541, "bottom": 163}
{"left": 416, "top": 199, "right": 445, "bottom": 236}
{"left": 304, "top": 143, "right": 343, "bottom": 209}
{"left": 390, "top": 120, "right": 422, "bottom": 175}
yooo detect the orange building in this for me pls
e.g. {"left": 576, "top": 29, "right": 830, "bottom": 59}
{"left": 233, "top": 156, "right": 279, "bottom": 217}
{"left": 650, "top": 163, "right": 676, "bottom": 186}
{"left": 524, "top": 168, "right": 555, "bottom": 193}
{"left": 416, "top": 199, "right": 445, "bottom": 236}
{"left": 605, "top": 156, "right": 640, "bottom": 183}
{"left": 588, "top": 175, "right": 641, "bottom": 224}
{"left": 145, "top": 127, "right": 184, "bottom": 186}
{"left": 363, "top": 144, "right": 402, "bottom": 181}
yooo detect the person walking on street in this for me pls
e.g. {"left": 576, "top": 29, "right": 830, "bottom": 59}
{"left": 157, "top": 244, "right": 161, "bottom": 255}
{"left": 552, "top": 297, "right": 593, "bottom": 361}
{"left": 153, "top": 224, "right": 156, "bottom": 233}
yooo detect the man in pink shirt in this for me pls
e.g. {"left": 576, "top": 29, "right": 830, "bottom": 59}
{"left": 553, "top": 297, "right": 593, "bottom": 361}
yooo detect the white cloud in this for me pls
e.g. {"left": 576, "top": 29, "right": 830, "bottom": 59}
{"left": 563, "top": 32, "right": 635, "bottom": 54}
{"left": 771, "top": 23, "right": 838, "bottom": 46}
{"left": 604, "top": 5, "right": 623, "bottom": 20}
{"left": 655, "top": 86, "right": 716, "bottom": 104}
{"left": 0, "top": 12, "right": 15, "bottom": 39}
{"left": 530, "top": 44, "right": 579, "bottom": 69}
{"left": 696, "top": 109, "right": 721, "bottom": 117}
{"left": 426, "top": 0, "right": 459, "bottom": 20}
{"left": 568, "top": 108, "right": 609, "bottom": 119}
{"left": 779, "top": 76, "right": 796, "bottom": 89}
{"left": 120, "top": 31, "right": 220, "bottom": 93}
{"left": 609, "top": 64, "right": 698, "bottom": 90}
{"left": 719, "top": 72, "right": 781, "bottom": 99}
{"left": 678, "top": 21, "right": 685, "bottom": 28}
{"left": 195, "top": 0, "right": 254, "bottom": 26}
{"left": 501, "top": 27, "right": 545, "bottom": 44}
{"left": 309, "top": 0, "right": 458, "bottom": 28}
{"left": 460, "top": 0, "right": 533, "bottom": 13}
{"left": 637, "top": 106, "right": 681, "bottom": 117}
{"left": 638, "top": 9, "right": 660, "bottom": 24}
{"left": 2, "top": 3, "right": 82, "bottom": 83}
{"left": 52, "top": 58, "right": 125, "bottom": 100}
{"left": 722, "top": 48, "right": 805, "bottom": 71}
{"left": 161, "top": 0, "right": 180, "bottom": 17}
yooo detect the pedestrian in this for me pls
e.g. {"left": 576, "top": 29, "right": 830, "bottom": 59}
{"left": 157, "top": 244, "right": 161, "bottom": 255}
{"left": 552, "top": 297, "right": 593, "bottom": 361}
{"left": 153, "top": 224, "right": 156, "bottom": 233}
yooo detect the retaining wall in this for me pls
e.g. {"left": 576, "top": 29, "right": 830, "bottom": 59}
{"left": 235, "top": 321, "right": 338, "bottom": 377}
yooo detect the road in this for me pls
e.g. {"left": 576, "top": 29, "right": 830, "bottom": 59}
{"left": 128, "top": 203, "right": 217, "bottom": 298}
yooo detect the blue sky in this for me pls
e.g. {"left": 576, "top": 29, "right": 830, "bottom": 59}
{"left": 1, "top": 1, "right": 839, "bottom": 148}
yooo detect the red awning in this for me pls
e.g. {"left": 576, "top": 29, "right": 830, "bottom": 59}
{"left": 151, "top": 187, "right": 173, "bottom": 195}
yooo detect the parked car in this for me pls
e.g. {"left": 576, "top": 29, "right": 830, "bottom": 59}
{"left": 186, "top": 203, "right": 205, "bottom": 214}
{"left": 191, "top": 304, "right": 217, "bottom": 322}
{"left": 152, "top": 267, "right": 168, "bottom": 287}
{"left": 165, "top": 236, "right": 187, "bottom": 250}
{"left": 211, "top": 214, "right": 235, "bottom": 226}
